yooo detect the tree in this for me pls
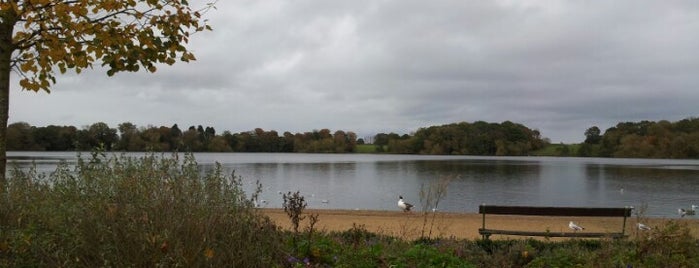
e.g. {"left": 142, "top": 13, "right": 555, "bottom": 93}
{"left": 179, "top": 128, "right": 199, "bottom": 152}
{"left": 6, "top": 122, "right": 34, "bottom": 150}
{"left": 33, "top": 124, "right": 76, "bottom": 150}
{"left": 141, "top": 125, "right": 169, "bottom": 151}
{"left": 87, "top": 122, "right": 118, "bottom": 150}
{"left": 0, "top": 1, "right": 215, "bottom": 184}
{"left": 584, "top": 126, "right": 602, "bottom": 144}
{"left": 116, "top": 122, "right": 138, "bottom": 150}
{"left": 169, "top": 124, "right": 182, "bottom": 150}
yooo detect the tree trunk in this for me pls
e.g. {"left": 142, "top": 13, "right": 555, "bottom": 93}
{"left": 0, "top": 11, "right": 16, "bottom": 189}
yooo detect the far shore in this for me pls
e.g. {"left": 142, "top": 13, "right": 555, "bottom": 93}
{"left": 260, "top": 208, "right": 699, "bottom": 240}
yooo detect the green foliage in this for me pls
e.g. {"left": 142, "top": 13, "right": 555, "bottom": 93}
{"left": 530, "top": 143, "right": 562, "bottom": 156}
{"left": 584, "top": 126, "right": 602, "bottom": 144}
{"left": 289, "top": 225, "right": 686, "bottom": 268}
{"left": 532, "top": 143, "right": 588, "bottom": 157}
{"left": 378, "top": 120, "right": 546, "bottom": 156}
{"left": 595, "top": 118, "right": 699, "bottom": 158}
{"left": 7, "top": 122, "right": 359, "bottom": 153}
{"left": 355, "top": 144, "right": 378, "bottom": 153}
{"left": 8, "top": 118, "right": 699, "bottom": 158}
{"left": 525, "top": 248, "right": 590, "bottom": 267}
{"left": 631, "top": 220, "right": 699, "bottom": 267}
{"left": 0, "top": 152, "right": 284, "bottom": 267}
{"left": 289, "top": 129, "right": 358, "bottom": 153}
{"left": 394, "top": 243, "right": 475, "bottom": 267}
{"left": 494, "top": 117, "right": 699, "bottom": 159}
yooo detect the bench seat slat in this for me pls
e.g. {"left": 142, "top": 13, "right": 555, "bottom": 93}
{"left": 479, "top": 228, "right": 626, "bottom": 238}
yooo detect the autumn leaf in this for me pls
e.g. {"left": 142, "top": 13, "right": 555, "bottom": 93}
{"left": 204, "top": 248, "right": 214, "bottom": 259}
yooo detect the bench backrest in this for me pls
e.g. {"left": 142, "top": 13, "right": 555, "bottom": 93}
{"left": 479, "top": 205, "right": 632, "bottom": 217}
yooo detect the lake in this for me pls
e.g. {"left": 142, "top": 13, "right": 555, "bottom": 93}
{"left": 7, "top": 151, "right": 699, "bottom": 218}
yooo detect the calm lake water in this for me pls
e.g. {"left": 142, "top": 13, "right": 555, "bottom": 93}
{"left": 7, "top": 151, "right": 699, "bottom": 218}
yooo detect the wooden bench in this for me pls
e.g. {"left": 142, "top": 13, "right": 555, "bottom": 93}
{"left": 478, "top": 204, "right": 633, "bottom": 240}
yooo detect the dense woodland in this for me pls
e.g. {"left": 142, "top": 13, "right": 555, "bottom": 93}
{"left": 6, "top": 117, "right": 699, "bottom": 158}
{"left": 375, "top": 121, "right": 546, "bottom": 156}
{"left": 6, "top": 121, "right": 545, "bottom": 155}
{"left": 6, "top": 122, "right": 358, "bottom": 153}
{"left": 574, "top": 117, "right": 699, "bottom": 158}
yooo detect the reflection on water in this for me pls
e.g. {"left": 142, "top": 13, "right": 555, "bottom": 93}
{"left": 7, "top": 152, "right": 699, "bottom": 217}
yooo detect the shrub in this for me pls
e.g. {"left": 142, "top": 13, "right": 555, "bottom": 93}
{"left": 0, "top": 152, "right": 283, "bottom": 267}
{"left": 393, "top": 243, "right": 475, "bottom": 267}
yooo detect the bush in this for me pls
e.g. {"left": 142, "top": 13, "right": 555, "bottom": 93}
{"left": 0, "top": 152, "right": 284, "bottom": 267}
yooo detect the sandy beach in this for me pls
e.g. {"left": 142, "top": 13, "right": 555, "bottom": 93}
{"left": 261, "top": 208, "right": 699, "bottom": 240}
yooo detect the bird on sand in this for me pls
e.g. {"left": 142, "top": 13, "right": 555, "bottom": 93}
{"left": 568, "top": 221, "right": 584, "bottom": 231}
{"left": 398, "top": 196, "right": 414, "bottom": 212}
{"left": 637, "top": 223, "right": 651, "bottom": 231}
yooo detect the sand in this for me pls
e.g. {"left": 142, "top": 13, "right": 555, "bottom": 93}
{"left": 261, "top": 208, "right": 699, "bottom": 240}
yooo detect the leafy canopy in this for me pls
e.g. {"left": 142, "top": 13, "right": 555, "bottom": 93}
{"left": 0, "top": 0, "right": 214, "bottom": 92}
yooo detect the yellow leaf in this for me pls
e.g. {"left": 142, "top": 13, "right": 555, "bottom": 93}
{"left": 204, "top": 248, "right": 214, "bottom": 259}
{"left": 20, "top": 62, "right": 33, "bottom": 73}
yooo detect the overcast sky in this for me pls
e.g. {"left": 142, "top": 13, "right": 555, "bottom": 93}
{"left": 9, "top": 0, "right": 699, "bottom": 143}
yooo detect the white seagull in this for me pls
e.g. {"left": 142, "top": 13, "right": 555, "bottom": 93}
{"left": 398, "top": 196, "right": 414, "bottom": 212}
{"left": 568, "top": 221, "right": 584, "bottom": 231}
{"left": 637, "top": 223, "right": 651, "bottom": 231}
{"left": 678, "top": 208, "right": 687, "bottom": 217}
{"left": 691, "top": 204, "right": 698, "bottom": 211}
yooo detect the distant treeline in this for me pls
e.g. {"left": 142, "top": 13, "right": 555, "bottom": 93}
{"left": 374, "top": 121, "right": 546, "bottom": 155}
{"left": 7, "top": 122, "right": 358, "bottom": 153}
{"left": 14, "top": 118, "right": 698, "bottom": 158}
{"left": 570, "top": 117, "right": 699, "bottom": 159}
{"left": 6, "top": 120, "right": 547, "bottom": 155}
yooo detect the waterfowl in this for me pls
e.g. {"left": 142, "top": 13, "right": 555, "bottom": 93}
{"left": 568, "top": 221, "right": 584, "bottom": 231}
{"left": 398, "top": 196, "right": 414, "bottom": 212}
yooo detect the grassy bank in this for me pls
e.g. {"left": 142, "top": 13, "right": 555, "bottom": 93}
{"left": 355, "top": 144, "right": 378, "bottom": 153}
{"left": 530, "top": 143, "right": 582, "bottom": 157}
{"left": 1, "top": 152, "right": 697, "bottom": 267}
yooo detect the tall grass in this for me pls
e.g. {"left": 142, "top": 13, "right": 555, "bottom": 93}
{"left": 0, "top": 152, "right": 283, "bottom": 267}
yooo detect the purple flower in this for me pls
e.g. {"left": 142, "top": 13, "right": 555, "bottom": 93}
{"left": 287, "top": 256, "right": 299, "bottom": 264}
